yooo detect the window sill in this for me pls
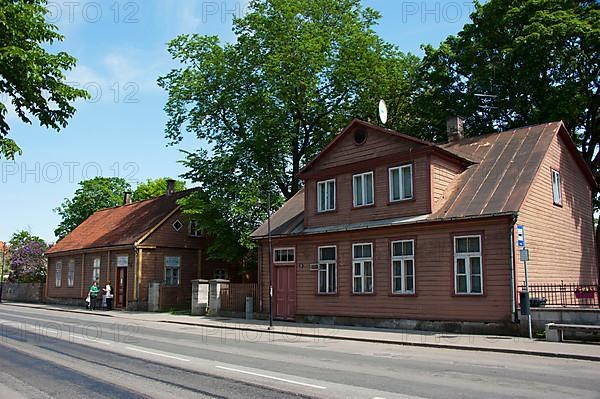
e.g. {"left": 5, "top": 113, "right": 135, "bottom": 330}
{"left": 316, "top": 209, "right": 337, "bottom": 214}
{"left": 453, "top": 293, "right": 484, "bottom": 297}
{"left": 553, "top": 202, "right": 563, "bottom": 208}
{"left": 389, "top": 292, "right": 417, "bottom": 297}
{"left": 388, "top": 197, "right": 415, "bottom": 205}
{"left": 351, "top": 292, "right": 376, "bottom": 296}
{"left": 352, "top": 203, "right": 375, "bottom": 210}
{"left": 316, "top": 292, "right": 338, "bottom": 296}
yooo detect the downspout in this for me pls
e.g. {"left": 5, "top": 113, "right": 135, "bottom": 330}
{"left": 134, "top": 244, "right": 139, "bottom": 309}
{"left": 509, "top": 214, "right": 518, "bottom": 323}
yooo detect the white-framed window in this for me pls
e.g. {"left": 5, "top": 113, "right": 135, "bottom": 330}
{"left": 67, "top": 259, "right": 75, "bottom": 288}
{"left": 353, "top": 172, "right": 374, "bottom": 207}
{"left": 55, "top": 261, "right": 62, "bottom": 288}
{"left": 454, "top": 235, "right": 483, "bottom": 295}
{"left": 317, "top": 179, "right": 336, "bottom": 212}
{"left": 551, "top": 169, "right": 562, "bottom": 206}
{"left": 165, "top": 256, "right": 181, "bottom": 285}
{"left": 391, "top": 240, "right": 415, "bottom": 294}
{"left": 117, "top": 256, "right": 129, "bottom": 267}
{"left": 352, "top": 243, "right": 373, "bottom": 293}
{"left": 389, "top": 164, "right": 413, "bottom": 201}
{"left": 274, "top": 248, "right": 295, "bottom": 263}
{"left": 93, "top": 258, "right": 101, "bottom": 282}
{"left": 189, "top": 220, "right": 202, "bottom": 237}
{"left": 318, "top": 246, "right": 336, "bottom": 294}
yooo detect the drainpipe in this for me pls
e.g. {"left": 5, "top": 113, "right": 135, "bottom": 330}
{"left": 509, "top": 214, "right": 518, "bottom": 323}
{"left": 134, "top": 244, "right": 139, "bottom": 309}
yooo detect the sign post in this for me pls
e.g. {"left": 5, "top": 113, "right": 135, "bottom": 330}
{"left": 517, "top": 225, "right": 532, "bottom": 339}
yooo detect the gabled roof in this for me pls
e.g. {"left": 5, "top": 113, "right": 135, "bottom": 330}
{"left": 46, "top": 189, "right": 195, "bottom": 255}
{"left": 252, "top": 120, "right": 595, "bottom": 238}
{"left": 298, "top": 119, "right": 472, "bottom": 178}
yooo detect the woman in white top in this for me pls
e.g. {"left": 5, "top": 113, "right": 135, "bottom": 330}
{"left": 103, "top": 281, "right": 114, "bottom": 311}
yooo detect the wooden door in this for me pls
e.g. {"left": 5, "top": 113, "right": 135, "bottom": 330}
{"left": 274, "top": 265, "right": 296, "bottom": 320}
{"left": 116, "top": 267, "right": 127, "bottom": 308}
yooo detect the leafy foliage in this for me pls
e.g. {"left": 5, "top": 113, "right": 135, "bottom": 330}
{"left": 0, "top": 0, "right": 89, "bottom": 159}
{"left": 7, "top": 230, "right": 49, "bottom": 283}
{"left": 132, "top": 177, "right": 186, "bottom": 201}
{"left": 54, "top": 177, "right": 132, "bottom": 239}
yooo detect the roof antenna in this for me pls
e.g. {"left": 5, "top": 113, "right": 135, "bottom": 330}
{"left": 378, "top": 99, "right": 388, "bottom": 125}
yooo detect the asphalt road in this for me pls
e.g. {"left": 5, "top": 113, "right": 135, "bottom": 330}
{"left": 0, "top": 305, "right": 598, "bottom": 399}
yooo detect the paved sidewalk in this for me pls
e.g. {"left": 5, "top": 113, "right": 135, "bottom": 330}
{"left": 3, "top": 302, "right": 600, "bottom": 361}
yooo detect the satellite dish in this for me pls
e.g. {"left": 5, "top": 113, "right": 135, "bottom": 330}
{"left": 378, "top": 99, "right": 388, "bottom": 124}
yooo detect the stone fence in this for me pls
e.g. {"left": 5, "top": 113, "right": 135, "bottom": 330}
{"left": 1, "top": 282, "right": 44, "bottom": 303}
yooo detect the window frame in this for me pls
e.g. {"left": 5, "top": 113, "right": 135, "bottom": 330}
{"left": 67, "top": 259, "right": 75, "bottom": 288}
{"left": 352, "top": 171, "right": 374, "bottom": 208}
{"left": 316, "top": 179, "right": 336, "bottom": 213}
{"left": 189, "top": 220, "right": 202, "bottom": 237}
{"left": 389, "top": 163, "right": 414, "bottom": 202}
{"left": 116, "top": 255, "right": 129, "bottom": 267}
{"left": 92, "top": 257, "right": 101, "bottom": 282}
{"left": 352, "top": 243, "right": 374, "bottom": 294}
{"left": 453, "top": 235, "right": 483, "bottom": 296}
{"left": 164, "top": 256, "right": 181, "bottom": 286}
{"left": 391, "top": 239, "right": 415, "bottom": 295}
{"left": 317, "top": 245, "right": 337, "bottom": 294}
{"left": 55, "top": 261, "right": 62, "bottom": 288}
{"left": 551, "top": 169, "right": 562, "bottom": 206}
{"left": 274, "top": 247, "right": 295, "bottom": 264}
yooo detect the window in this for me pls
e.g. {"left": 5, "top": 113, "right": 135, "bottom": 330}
{"left": 214, "top": 269, "right": 228, "bottom": 280}
{"left": 454, "top": 235, "right": 483, "bottom": 295}
{"left": 165, "top": 256, "right": 181, "bottom": 285}
{"left": 317, "top": 179, "right": 336, "bottom": 212}
{"left": 389, "top": 164, "right": 413, "bottom": 201}
{"left": 274, "top": 248, "right": 295, "bottom": 263}
{"left": 67, "top": 260, "right": 75, "bottom": 287}
{"left": 318, "top": 246, "right": 336, "bottom": 294}
{"left": 551, "top": 169, "right": 562, "bottom": 206}
{"left": 352, "top": 243, "right": 373, "bottom": 293}
{"left": 353, "top": 172, "right": 374, "bottom": 207}
{"left": 391, "top": 240, "right": 415, "bottom": 294}
{"left": 189, "top": 220, "right": 202, "bottom": 237}
{"left": 93, "top": 258, "right": 101, "bottom": 282}
{"left": 117, "top": 256, "right": 128, "bottom": 267}
{"left": 55, "top": 261, "right": 62, "bottom": 288}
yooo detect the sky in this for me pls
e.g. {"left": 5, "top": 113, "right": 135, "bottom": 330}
{"left": 0, "top": 0, "right": 475, "bottom": 243}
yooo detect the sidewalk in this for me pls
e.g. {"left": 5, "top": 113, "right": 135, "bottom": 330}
{"left": 3, "top": 301, "right": 600, "bottom": 361}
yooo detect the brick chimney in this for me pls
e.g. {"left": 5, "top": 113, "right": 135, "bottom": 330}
{"left": 166, "top": 179, "right": 176, "bottom": 196}
{"left": 123, "top": 191, "right": 132, "bottom": 205}
{"left": 446, "top": 115, "right": 464, "bottom": 143}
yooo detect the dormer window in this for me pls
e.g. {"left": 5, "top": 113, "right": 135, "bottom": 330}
{"left": 353, "top": 172, "right": 374, "bottom": 207}
{"left": 389, "top": 164, "right": 413, "bottom": 201}
{"left": 317, "top": 179, "right": 336, "bottom": 212}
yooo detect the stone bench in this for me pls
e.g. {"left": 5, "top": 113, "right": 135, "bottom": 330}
{"left": 545, "top": 323, "right": 600, "bottom": 342}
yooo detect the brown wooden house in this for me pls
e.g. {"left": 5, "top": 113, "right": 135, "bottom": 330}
{"left": 251, "top": 119, "right": 598, "bottom": 332}
{"left": 46, "top": 183, "right": 239, "bottom": 310}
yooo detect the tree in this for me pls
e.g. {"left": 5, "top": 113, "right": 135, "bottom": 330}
{"left": 132, "top": 177, "right": 186, "bottom": 201}
{"left": 7, "top": 230, "right": 49, "bottom": 283}
{"left": 0, "top": 0, "right": 89, "bottom": 159}
{"left": 54, "top": 177, "right": 132, "bottom": 239}
{"left": 159, "top": 0, "right": 419, "bottom": 260}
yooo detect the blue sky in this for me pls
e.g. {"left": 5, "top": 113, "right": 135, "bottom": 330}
{"left": 1, "top": 0, "right": 475, "bottom": 242}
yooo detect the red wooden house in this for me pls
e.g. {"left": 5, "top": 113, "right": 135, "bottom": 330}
{"left": 251, "top": 119, "right": 598, "bottom": 333}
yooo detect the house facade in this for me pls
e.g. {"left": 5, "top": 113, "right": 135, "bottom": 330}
{"left": 46, "top": 184, "right": 241, "bottom": 310}
{"left": 252, "top": 119, "right": 598, "bottom": 332}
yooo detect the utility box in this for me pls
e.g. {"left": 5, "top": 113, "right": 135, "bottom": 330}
{"left": 520, "top": 291, "right": 530, "bottom": 315}
{"left": 245, "top": 296, "right": 254, "bottom": 320}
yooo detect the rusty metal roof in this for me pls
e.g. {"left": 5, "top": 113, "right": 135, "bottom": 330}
{"left": 252, "top": 121, "right": 582, "bottom": 239}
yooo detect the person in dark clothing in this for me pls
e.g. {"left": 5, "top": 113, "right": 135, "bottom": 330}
{"left": 103, "top": 281, "right": 114, "bottom": 311}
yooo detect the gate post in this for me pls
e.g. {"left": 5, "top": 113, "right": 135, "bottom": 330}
{"left": 208, "top": 279, "right": 229, "bottom": 315}
{"left": 191, "top": 279, "right": 209, "bottom": 316}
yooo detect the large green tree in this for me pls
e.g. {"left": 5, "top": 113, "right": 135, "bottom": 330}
{"left": 132, "top": 177, "right": 186, "bottom": 201}
{"left": 159, "top": 0, "right": 419, "bottom": 260}
{"left": 0, "top": 0, "right": 88, "bottom": 159}
{"left": 54, "top": 177, "right": 132, "bottom": 239}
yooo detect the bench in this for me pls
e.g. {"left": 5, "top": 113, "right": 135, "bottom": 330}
{"left": 545, "top": 323, "right": 600, "bottom": 342}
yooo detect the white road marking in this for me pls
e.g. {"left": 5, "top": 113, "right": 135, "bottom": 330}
{"left": 216, "top": 365, "right": 327, "bottom": 390}
{"left": 125, "top": 346, "right": 190, "bottom": 362}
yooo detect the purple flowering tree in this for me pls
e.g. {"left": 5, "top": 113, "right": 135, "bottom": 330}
{"left": 7, "top": 231, "right": 50, "bottom": 283}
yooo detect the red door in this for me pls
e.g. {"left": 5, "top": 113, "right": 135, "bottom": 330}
{"left": 116, "top": 267, "right": 127, "bottom": 308}
{"left": 275, "top": 265, "right": 296, "bottom": 320}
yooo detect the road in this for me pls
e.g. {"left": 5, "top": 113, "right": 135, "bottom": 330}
{"left": 0, "top": 305, "right": 598, "bottom": 398}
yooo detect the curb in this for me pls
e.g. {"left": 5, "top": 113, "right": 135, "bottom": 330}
{"left": 3, "top": 303, "right": 599, "bottom": 362}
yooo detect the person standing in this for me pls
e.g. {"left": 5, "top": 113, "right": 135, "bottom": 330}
{"left": 103, "top": 280, "right": 114, "bottom": 311}
{"left": 88, "top": 281, "right": 100, "bottom": 311}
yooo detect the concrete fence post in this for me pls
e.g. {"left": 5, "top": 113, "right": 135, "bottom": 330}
{"left": 148, "top": 282, "right": 161, "bottom": 312}
{"left": 191, "top": 279, "right": 209, "bottom": 316}
{"left": 208, "top": 279, "right": 230, "bottom": 315}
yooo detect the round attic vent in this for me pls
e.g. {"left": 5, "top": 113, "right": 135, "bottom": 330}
{"left": 354, "top": 129, "right": 367, "bottom": 145}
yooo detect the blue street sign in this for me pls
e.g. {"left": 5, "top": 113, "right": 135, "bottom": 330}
{"left": 517, "top": 225, "right": 525, "bottom": 248}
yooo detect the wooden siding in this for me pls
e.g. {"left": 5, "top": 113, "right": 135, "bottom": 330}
{"left": 431, "top": 155, "right": 464, "bottom": 212}
{"left": 517, "top": 132, "right": 598, "bottom": 286}
{"left": 142, "top": 210, "right": 204, "bottom": 249}
{"left": 305, "top": 155, "right": 432, "bottom": 228}
{"left": 259, "top": 218, "right": 513, "bottom": 323}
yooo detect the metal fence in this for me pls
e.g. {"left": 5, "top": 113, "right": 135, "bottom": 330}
{"left": 520, "top": 282, "right": 599, "bottom": 308}
{"left": 220, "top": 283, "right": 259, "bottom": 312}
